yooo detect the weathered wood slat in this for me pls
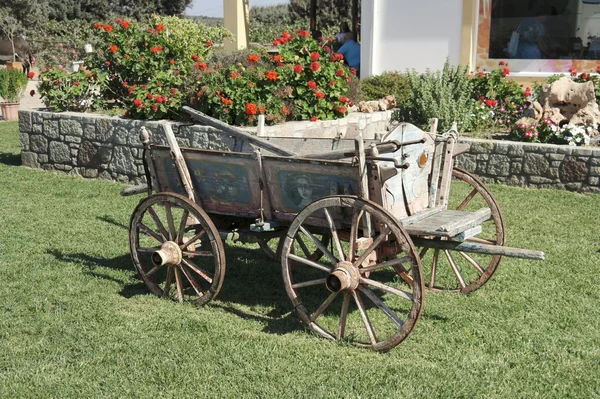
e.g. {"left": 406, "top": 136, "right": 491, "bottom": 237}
{"left": 182, "top": 106, "right": 298, "bottom": 157}
{"left": 411, "top": 238, "right": 545, "bottom": 260}
{"left": 403, "top": 208, "right": 491, "bottom": 237}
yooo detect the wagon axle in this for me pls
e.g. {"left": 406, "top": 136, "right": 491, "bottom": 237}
{"left": 326, "top": 261, "right": 361, "bottom": 292}
{"left": 151, "top": 241, "right": 182, "bottom": 267}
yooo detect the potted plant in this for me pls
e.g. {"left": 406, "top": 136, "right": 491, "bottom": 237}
{"left": 0, "top": 68, "right": 28, "bottom": 120}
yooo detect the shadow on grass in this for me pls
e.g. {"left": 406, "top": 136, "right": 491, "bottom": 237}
{"left": 97, "top": 215, "right": 128, "bottom": 230}
{"left": 0, "top": 151, "right": 21, "bottom": 166}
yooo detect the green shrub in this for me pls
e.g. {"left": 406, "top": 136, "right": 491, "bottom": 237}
{"left": 38, "top": 67, "right": 107, "bottom": 112}
{"left": 360, "top": 72, "right": 411, "bottom": 104}
{"left": 0, "top": 68, "right": 29, "bottom": 103}
{"left": 397, "top": 59, "right": 476, "bottom": 132}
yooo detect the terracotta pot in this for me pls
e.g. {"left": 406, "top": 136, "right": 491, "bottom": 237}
{"left": 6, "top": 61, "right": 23, "bottom": 72}
{"left": 1, "top": 102, "right": 20, "bottom": 121}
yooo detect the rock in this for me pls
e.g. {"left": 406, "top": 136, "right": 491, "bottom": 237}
{"left": 538, "top": 77, "right": 600, "bottom": 128}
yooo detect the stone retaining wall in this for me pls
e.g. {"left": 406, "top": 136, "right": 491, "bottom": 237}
{"left": 18, "top": 109, "right": 392, "bottom": 185}
{"left": 455, "top": 138, "right": 600, "bottom": 193}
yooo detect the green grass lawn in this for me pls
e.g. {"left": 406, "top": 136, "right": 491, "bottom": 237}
{"left": 1, "top": 121, "right": 599, "bottom": 398}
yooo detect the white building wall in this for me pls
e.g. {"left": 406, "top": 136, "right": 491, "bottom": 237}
{"left": 361, "top": 0, "right": 465, "bottom": 77}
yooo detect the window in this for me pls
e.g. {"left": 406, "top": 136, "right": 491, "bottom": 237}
{"left": 476, "top": 0, "right": 600, "bottom": 74}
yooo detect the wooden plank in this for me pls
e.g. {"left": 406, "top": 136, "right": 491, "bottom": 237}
{"left": 411, "top": 238, "right": 545, "bottom": 260}
{"left": 162, "top": 122, "right": 196, "bottom": 202}
{"left": 437, "top": 137, "right": 456, "bottom": 208}
{"left": 182, "top": 106, "right": 298, "bottom": 157}
{"left": 403, "top": 208, "right": 491, "bottom": 237}
{"left": 428, "top": 141, "right": 445, "bottom": 208}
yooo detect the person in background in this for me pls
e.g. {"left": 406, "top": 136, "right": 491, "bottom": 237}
{"left": 338, "top": 32, "right": 360, "bottom": 75}
{"left": 336, "top": 22, "right": 350, "bottom": 44}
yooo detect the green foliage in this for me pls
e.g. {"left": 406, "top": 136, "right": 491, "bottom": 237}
{"left": 288, "top": 0, "right": 358, "bottom": 33}
{"left": 510, "top": 118, "right": 593, "bottom": 146}
{"left": 0, "top": 0, "right": 48, "bottom": 30}
{"left": 37, "top": 67, "right": 106, "bottom": 112}
{"left": 190, "top": 30, "right": 353, "bottom": 125}
{"left": 360, "top": 71, "right": 411, "bottom": 104}
{"left": 397, "top": 59, "right": 476, "bottom": 131}
{"left": 0, "top": 68, "right": 28, "bottom": 103}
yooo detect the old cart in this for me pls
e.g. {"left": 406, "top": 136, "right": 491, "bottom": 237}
{"left": 123, "top": 107, "right": 544, "bottom": 352}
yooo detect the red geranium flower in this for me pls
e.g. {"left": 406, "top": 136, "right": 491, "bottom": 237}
{"left": 259, "top": 105, "right": 266, "bottom": 114}
{"left": 265, "top": 70, "right": 278, "bottom": 81}
{"left": 29, "top": 89, "right": 35, "bottom": 96}
{"left": 156, "top": 95, "right": 166, "bottom": 103}
{"left": 310, "top": 62, "right": 321, "bottom": 72}
{"left": 324, "top": 46, "right": 330, "bottom": 53}
{"left": 170, "top": 88, "right": 177, "bottom": 96}
{"left": 120, "top": 20, "right": 130, "bottom": 29}
{"left": 293, "top": 64, "right": 303, "bottom": 74}
{"left": 273, "top": 39, "right": 281, "bottom": 46}
{"left": 105, "top": 61, "right": 111, "bottom": 66}
{"left": 169, "top": 59, "right": 175, "bottom": 64}
{"left": 296, "top": 30, "right": 310, "bottom": 37}
{"left": 150, "top": 45, "right": 163, "bottom": 53}
{"left": 128, "top": 87, "right": 135, "bottom": 94}
{"left": 229, "top": 71, "right": 241, "bottom": 79}
{"left": 27, "top": 72, "right": 35, "bottom": 79}
{"left": 152, "top": 104, "right": 158, "bottom": 112}
{"left": 191, "top": 54, "right": 199, "bottom": 61}
{"left": 134, "top": 99, "right": 142, "bottom": 108}
{"left": 94, "top": 23, "right": 103, "bottom": 29}
{"left": 315, "top": 91, "right": 325, "bottom": 99}
{"left": 109, "top": 44, "right": 118, "bottom": 53}
{"left": 122, "top": 81, "right": 128, "bottom": 87}
{"left": 337, "top": 105, "right": 347, "bottom": 114}
{"left": 484, "top": 99, "right": 498, "bottom": 107}
{"left": 310, "top": 52, "right": 320, "bottom": 61}
{"left": 310, "top": 116, "right": 318, "bottom": 122}
{"left": 206, "top": 41, "right": 213, "bottom": 47}
{"left": 104, "top": 25, "right": 113, "bottom": 33}
{"left": 146, "top": 92, "right": 153, "bottom": 99}
{"left": 339, "top": 96, "right": 349, "bottom": 103}
{"left": 272, "top": 55, "right": 284, "bottom": 63}
{"left": 336, "top": 69, "right": 344, "bottom": 77}
{"left": 501, "top": 67, "right": 510, "bottom": 77}
{"left": 221, "top": 97, "right": 233, "bottom": 106}
{"left": 307, "top": 80, "right": 317, "bottom": 89}
{"left": 156, "top": 24, "right": 165, "bottom": 32}
{"left": 248, "top": 54, "right": 260, "bottom": 63}
{"left": 195, "top": 62, "right": 208, "bottom": 71}
{"left": 282, "top": 106, "right": 290, "bottom": 115}
{"left": 282, "top": 30, "right": 290, "bottom": 38}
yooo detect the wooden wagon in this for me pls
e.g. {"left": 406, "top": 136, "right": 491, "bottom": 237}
{"left": 123, "top": 107, "right": 544, "bottom": 352}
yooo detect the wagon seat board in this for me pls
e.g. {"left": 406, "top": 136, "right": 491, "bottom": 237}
{"left": 377, "top": 123, "right": 491, "bottom": 239}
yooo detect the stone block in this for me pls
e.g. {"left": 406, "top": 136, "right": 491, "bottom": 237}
{"left": 83, "top": 124, "right": 96, "bottom": 139}
{"left": 455, "top": 154, "right": 477, "bottom": 172}
{"left": 42, "top": 164, "right": 55, "bottom": 171}
{"left": 507, "top": 175, "right": 525, "bottom": 186}
{"left": 565, "top": 182, "right": 583, "bottom": 191}
{"left": 18, "top": 110, "right": 32, "bottom": 132}
{"left": 29, "top": 135, "right": 48, "bottom": 153}
{"left": 548, "top": 153, "right": 565, "bottom": 161}
{"left": 20, "top": 132, "right": 29, "bottom": 151}
{"left": 83, "top": 168, "right": 99, "bottom": 178}
{"left": 470, "top": 141, "right": 494, "bottom": 154}
{"left": 572, "top": 147, "right": 594, "bottom": 157}
{"left": 523, "top": 153, "right": 549, "bottom": 175}
{"left": 114, "top": 126, "right": 130, "bottom": 145}
{"left": 60, "top": 119, "right": 83, "bottom": 137}
{"left": 487, "top": 154, "right": 510, "bottom": 176}
{"left": 44, "top": 120, "right": 59, "bottom": 139}
{"left": 529, "top": 175, "right": 555, "bottom": 184}
{"left": 493, "top": 143, "right": 509, "bottom": 155}
{"left": 590, "top": 157, "right": 600, "bottom": 166}
{"left": 21, "top": 152, "right": 39, "bottom": 168}
{"left": 110, "top": 146, "right": 137, "bottom": 175}
{"left": 32, "top": 124, "right": 43, "bottom": 134}
{"left": 95, "top": 118, "right": 115, "bottom": 142}
{"left": 510, "top": 161, "right": 522, "bottom": 174}
{"left": 49, "top": 141, "right": 71, "bottom": 163}
{"left": 507, "top": 143, "right": 525, "bottom": 157}
{"left": 38, "top": 154, "right": 48, "bottom": 163}
{"left": 65, "top": 135, "right": 82, "bottom": 143}
{"left": 588, "top": 176, "right": 599, "bottom": 186}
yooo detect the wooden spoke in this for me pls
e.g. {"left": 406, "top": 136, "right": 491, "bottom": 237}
{"left": 287, "top": 254, "right": 331, "bottom": 273}
{"left": 467, "top": 236, "right": 496, "bottom": 245}
{"left": 459, "top": 251, "right": 485, "bottom": 274}
{"left": 310, "top": 291, "right": 339, "bottom": 322}
{"left": 180, "top": 229, "right": 206, "bottom": 250}
{"left": 295, "top": 234, "right": 312, "bottom": 258}
{"left": 177, "top": 209, "right": 189, "bottom": 243}
{"left": 145, "top": 264, "right": 162, "bottom": 277}
{"left": 352, "top": 291, "right": 377, "bottom": 345}
{"left": 138, "top": 223, "right": 164, "bottom": 244}
{"left": 162, "top": 266, "right": 173, "bottom": 298}
{"left": 359, "top": 256, "right": 413, "bottom": 274}
{"left": 299, "top": 225, "right": 337, "bottom": 264}
{"left": 360, "top": 277, "right": 414, "bottom": 301}
{"left": 179, "top": 264, "right": 204, "bottom": 298}
{"left": 136, "top": 246, "right": 161, "bottom": 253}
{"left": 456, "top": 188, "right": 478, "bottom": 211}
{"left": 353, "top": 225, "right": 390, "bottom": 268}
{"left": 358, "top": 286, "right": 404, "bottom": 327}
{"left": 444, "top": 250, "right": 466, "bottom": 289}
{"left": 181, "top": 258, "right": 213, "bottom": 284}
{"left": 430, "top": 249, "right": 440, "bottom": 288}
{"left": 337, "top": 293, "right": 351, "bottom": 340}
{"left": 181, "top": 250, "right": 214, "bottom": 257}
{"left": 291, "top": 278, "right": 327, "bottom": 289}
{"left": 164, "top": 203, "right": 177, "bottom": 241}
{"left": 174, "top": 266, "right": 184, "bottom": 302}
{"left": 347, "top": 208, "right": 362, "bottom": 262}
{"left": 147, "top": 206, "right": 169, "bottom": 240}
{"left": 323, "top": 207, "right": 345, "bottom": 262}
{"left": 419, "top": 246, "right": 430, "bottom": 259}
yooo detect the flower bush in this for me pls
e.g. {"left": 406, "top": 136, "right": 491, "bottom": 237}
{"left": 511, "top": 118, "right": 593, "bottom": 146}
{"left": 38, "top": 67, "right": 106, "bottom": 112}
{"left": 189, "top": 29, "right": 353, "bottom": 126}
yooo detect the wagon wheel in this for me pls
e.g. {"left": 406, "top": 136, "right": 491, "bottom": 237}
{"left": 129, "top": 192, "right": 226, "bottom": 306}
{"left": 257, "top": 232, "right": 331, "bottom": 262}
{"left": 416, "top": 168, "right": 506, "bottom": 293}
{"left": 282, "top": 195, "right": 424, "bottom": 352}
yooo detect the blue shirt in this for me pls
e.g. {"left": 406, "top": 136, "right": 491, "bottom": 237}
{"left": 338, "top": 39, "right": 360, "bottom": 71}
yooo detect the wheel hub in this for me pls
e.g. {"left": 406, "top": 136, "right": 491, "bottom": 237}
{"left": 151, "top": 241, "right": 182, "bottom": 267}
{"left": 326, "top": 261, "right": 361, "bottom": 292}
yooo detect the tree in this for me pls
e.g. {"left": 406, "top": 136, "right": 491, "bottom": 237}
{"left": 0, "top": 0, "right": 50, "bottom": 30}
{"left": 0, "top": 11, "right": 24, "bottom": 61}
{"left": 288, "top": 0, "right": 359, "bottom": 32}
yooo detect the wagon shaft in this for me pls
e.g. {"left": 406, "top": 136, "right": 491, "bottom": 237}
{"left": 411, "top": 238, "right": 545, "bottom": 260}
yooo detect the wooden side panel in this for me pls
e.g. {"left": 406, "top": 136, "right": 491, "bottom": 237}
{"left": 151, "top": 146, "right": 262, "bottom": 217}
{"left": 378, "top": 123, "right": 435, "bottom": 218}
{"left": 261, "top": 157, "right": 360, "bottom": 222}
